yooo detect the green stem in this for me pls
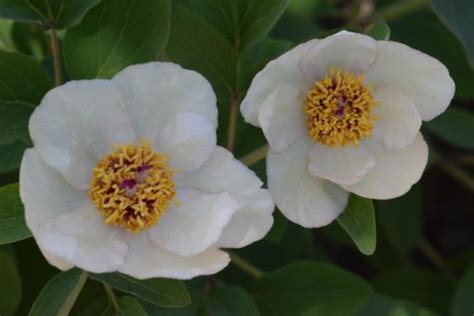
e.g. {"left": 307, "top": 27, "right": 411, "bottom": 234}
{"left": 49, "top": 21, "right": 62, "bottom": 86}
{"left": 371, "top": 0, "right": 428, "bottom": 22}
{"left": 418, "top": 239, "right": 455, "bottom": 279}
{"left": 228, "top": 251, "right": 264, "bottom": 279}
{"left": 226, "top": 92, "right": 239, "bottom": 152}
{"left": 240, "top": 144, "right": 269, "bottom": 166}
{"left": 104, "top": 284, "right": 120, "bottom": 311}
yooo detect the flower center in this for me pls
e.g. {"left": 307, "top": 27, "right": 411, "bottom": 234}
{"left": 304, "top": 68, "right": 377, "bottom": 147}
{"left": 90, "top": 142, "right": 176, "bottom": 233}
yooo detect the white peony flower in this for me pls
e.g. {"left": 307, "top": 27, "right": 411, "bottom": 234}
{"left": 20, "top": 62, "right": 274, "bottom": 279}
{"left": 241, "top": 31, "right": 455, "bottom": 228}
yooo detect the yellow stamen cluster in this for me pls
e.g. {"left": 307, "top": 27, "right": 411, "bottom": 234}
{"left": 304, "top": 68, "right": 377, "bottom": 147}
{"left": 90, "top": 142, "right": 176, "bottom": 233}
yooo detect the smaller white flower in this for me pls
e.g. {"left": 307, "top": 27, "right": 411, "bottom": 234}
{"left": 241, "top": 31, "right": 455, "bottom": 228}
{"left": 20, "top": 62, "right": 274, "bottom": 279}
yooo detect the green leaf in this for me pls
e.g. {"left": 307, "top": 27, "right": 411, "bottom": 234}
{"left": 357, "top": 294, "right": 438, "bottom": 316}
{"left": 167, "top": 2, "right": 237, "bottom": 100}
{"left": 207, "top": 285, "right": 259, "bottom": 316}
{"left": 365, "top": 20, "right": 391, "bottom": 40}
{"left": 372, "top": 268, "right": 455, "bottom": 315}
{"left": 0, "top": 140, "right": 25, "bottom": 175}
{"left": 90, "top": 273, "right": 191, "bottom": 308}
{"left": 69, "top": 279, "right": 109, "bottom": 316}
{"left": 425, "top": 107, "right": 474, "bottom": 150}
{"left": 249, "top": 260, "right": 373, "bottom": 316}
{"left": 0, "top": 51, "right": 52, "bottom": 145}
{"left": 0, "top": 183, "right": 31, "bottom": 245}
{"left": 337, "top": 195, "right": 376, "bottom": 255}
{"left": 63, "top": 0, "right": 171, "bottom": 79}
{"left": 26, "top": 0, "right": 100, "bottom": 28}
{"left": 177, "top": 0, "right": 290, "bottom": 51}
{"left": 452, "top": 262, "right": 474, "bottom": 316}
{"left": 29, "top": 269, "right": 88, "bottom": 316}
{"left": 119, "top": 296, "right": 148, "bottom": 316}
{"left": 0, "top": 250, "right": 21, "bottom": 316}
{"left": 429, "top": 0, "right": 474, "bottom": 68}
{"left": 0, "top": 0, "right": 39, "bottom": 22}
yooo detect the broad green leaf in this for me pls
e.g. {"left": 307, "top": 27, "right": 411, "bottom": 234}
{"left": 90, "top": 273, "right": 191, "bottom": 308}
{"left": 0, "top": 51, "right": 51, "bottom": 145}
{"left": 0, "top": 19, "right": 15, "bottom": 51}
{"left": 365, "top": 20, "right": 391, "bottom": 40}
{"left": 167, "top": 2, "right": 237, "bottom": 100}
{"left": 249, "top": 261, "right": 373, "bottom": 316}
{"left": 0, "top": 0, "right": 38, "bottom": 22}
{"left": 337, "top": 194, "right": 376, "bottom": 255}
{"left": 177, "top": 0, "right": 290, "bottom": 50}
{"left": 425, "top": 107, "right": 474, "bottom": 150}
{"left": 207, "top": 286, "right": 259, "bottom": 316}
{"left": 11, "top": 22, "right": 48, "bottom": 61}
{"left": 429, "top": 0, "right": 474, "bottom": 68}
{"left": 119, "top": 296, "right": 148, "bottom": 316}
{"left": 372, "top": 268, "right": 455, "bottom": 315}
{"left": 357, "top": 294, "right": 438, "bottom": 316}
{"left": 0, "top": 250, "right": 21, "bottom": 316}
{"left": 0, "top": 140, "right": 27, "bottom": 174}
{"left": 390, "top": 10, "right": 474, "bottom": 100}
{"left": 64, "top": 0, "right": 171, "bottom": 79}
{"left": 26, "top": 0, "right": 100, "bottom": 28}
{"left": 452, "top": 263, "right": 474, "bottom": 316}
{"left": 29, "top": 269, "right": 88, "bottom": 316}
{"left": 0, "top": 183, "right": 31, "bottom": 244}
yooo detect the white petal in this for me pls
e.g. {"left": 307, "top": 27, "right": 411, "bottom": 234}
{"left": 300, "top": 32, "right": 377, "bottom": 82}
{"left": 372, "top": 85, "right": 422, "bottom": 149}
{"left": 156, "top": 112, "right": 216, "bottom": 172}
{"left": 177, "top": 147, "right": 275, "bottom": 248}
{"left": 258, "top": 83, "right": 307, "bottom": 152}
{"left": 365, "top": 41, "right": 455, "bottom": 121}
{"left": 148, "top": 188, "right": 239, "bottom": 257}
{"left": 342, "top": 133, "right": 428, "bottom": 199}
{"left": 267, "top": 138, "right": 349, "bottom": 228}
{"left": 119, "top": 234, "right": 230, "bottom": 280}
{"left": 20, "top": 149, "right": 129, "bottom": 273}
{"left": 112, "top": 62, "right": 218, "bottom": 144}
{"left": 308, "top": 142, "right": 375, "bottom": 185}
{"left": 241, "top": 39, "right": 318, "bottom": 126}
{"left": 39, "top": 203, "right": 129, "bottom": 273}
{"left": 29, "top": 80, "right": 135, "bottom": 190}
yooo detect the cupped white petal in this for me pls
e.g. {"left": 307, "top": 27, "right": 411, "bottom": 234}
{"left": 156, "top": 112, "right": 216, "bottom": 172}
{"left": 365, "top": 41, "right": 455, "bottom": 121}
{"left": 342, "top": 133, "right": 428, "bottom": 199}
{"left": 241, "top": 39, "right": 318, "bottom": 126}
{"left": 20, "top": 149, "right": 128, "bottom": 273}
{"left": 119, "top": 234, "right": 230, "bottom": 280}
{"left": 267, "top": 138, "right": 349, "bottom": 228}
{"left": 148, "top": 188, "right": 239, "bottom": 257}
{"left": 112, "top": 62, "right": 218, "bottom": 144}
{"left": 258, "top": 82, "right": 306, "bottom": 152}
{"left": 308, "top": 142, "right": 375, "bottom": 185}
{"left": 372, "top": 85, "right": 422, "bottom": 149}
{"left": 300, "top": 32, "right": 377, "bottom": 82}
{"left": 176, "top": 147, "right": 275, "bottom": 248}
{"left": 29, "top": 80, "right": 135, "bottom": 190}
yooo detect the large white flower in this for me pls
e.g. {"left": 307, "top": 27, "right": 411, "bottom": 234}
{"left": 241, "top": 31, "right": 454, "bottom": 228}
{"left": 20, "top": 62, "right": 274, "bottom": 279}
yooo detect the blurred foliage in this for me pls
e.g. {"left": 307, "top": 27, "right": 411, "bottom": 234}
{"left": 0, "top": 0, "right": 473, "bottom": 315}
